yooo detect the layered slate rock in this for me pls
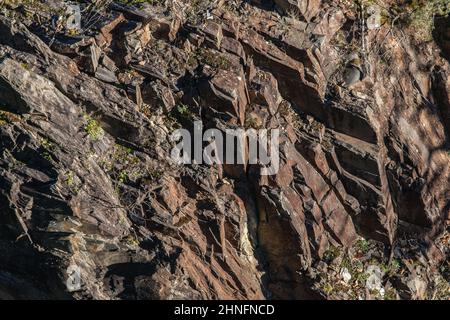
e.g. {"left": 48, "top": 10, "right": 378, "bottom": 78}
{"left": 0, "top": 0, "right": 448, "bottom": 300}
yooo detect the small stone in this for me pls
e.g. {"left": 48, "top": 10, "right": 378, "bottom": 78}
{"left": 66, "top": 4, "right": 81, "bottom": 31}
{"left": 343, "top": 66, "right": 362, "bottom": 87}
{"left": 95, "top": 66, "right": 118, "bottom": 83}
{"left": 340, "top": 267, "right": 352, "bottom": 283}
{"left": 90, "top": 44, "right": 101, "bottom": 72}
{"left": 365, "top": 265, "right": 384, "bottom": 292}
{"left": 367, "top": 5, "right": 381, "bottom": 30}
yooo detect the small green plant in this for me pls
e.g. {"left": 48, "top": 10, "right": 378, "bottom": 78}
{"left": 189, "top": 48, "right": 232, "bottom": 71}
{"left": 118, "top": 170, "right": 128, "bottom": 184}
{"left": 382, "top": 259, "right": 401, "bottom": 276}
{"left": 66, "top": 171, "right": 75, "bottom": 187}
{"left": 40, "top": 138, "right": 55, "bottom": 162}
{"left": 41, "top": 138, "right": 53, "bottom": 150}
{"left": 42, "top": 151, "right": 52, "bottom": 161}
{"left": 20, "top": 62, "right": 30, "bottom": 70}
{"left": 202, "top": 51, "right": 231, "bottom": 70}
{"left": 123, "top": 233, "right": 140, "bottom": 248}
{"left": 323, "top": 245, "right": 341, "bottom": 264}
{"left": 356, "top": 239, "right": 370, "bottom": 254}
{"left": 84, "top": 115, "right": 104, "bottom": 140}
{"left": 323, "top": 282, "right": 334, "bottom": 295}
{"left": 244, "top": 117, "right": 262, "bottom": 130}
{"left": 147, "top": 169, "right": 163, "bottom": 180}
{"left": 66, "top": 29, "right": 79, "bottom": 37}
{"left": 100, "top": 144, "right": 146, "bottom": 189}
{"left": 354, "top": 269, "right": 370, "bottom": 283}
{"left": 65, "top": 170, "right": 80, "bottom": 194}
{"left": 176, "top": 103, "right": 191, "bottom": 116}
{"left": 407, "top": 0, "right": 450, "bottom": 42}
{"left": 0, "top": 110, "right": 21, "bottom": 125}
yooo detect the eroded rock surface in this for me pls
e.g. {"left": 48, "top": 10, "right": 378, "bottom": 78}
{"left": 0, "top": 0, "right": 448, "bottom": 300}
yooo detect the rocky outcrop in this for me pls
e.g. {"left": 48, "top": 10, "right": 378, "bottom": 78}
{"left": 0, "top": 0, "right": 448, "bottom": 300}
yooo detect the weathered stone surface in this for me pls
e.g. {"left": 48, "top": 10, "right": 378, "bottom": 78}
{"left": 0, "top": 0, "right": 448, "bottom": 301}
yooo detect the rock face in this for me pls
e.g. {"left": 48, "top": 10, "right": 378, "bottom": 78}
{"left": 0, "top": 1, "right": 448, "bottom": 300}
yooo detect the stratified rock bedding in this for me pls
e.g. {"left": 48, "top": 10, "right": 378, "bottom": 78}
{"left": 0, "top": 0, "right": 448, "bottom": 300}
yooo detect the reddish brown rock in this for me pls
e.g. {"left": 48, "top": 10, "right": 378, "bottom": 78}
{"left": 0, "top": 1, "right": 448, "bottom": 301}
